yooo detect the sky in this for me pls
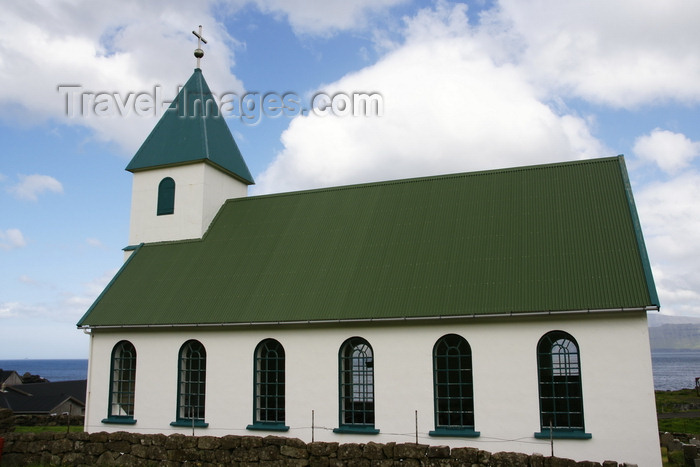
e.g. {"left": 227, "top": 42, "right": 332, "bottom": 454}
{"left": 1, "top": 0, "right": 699, "bottom": 359}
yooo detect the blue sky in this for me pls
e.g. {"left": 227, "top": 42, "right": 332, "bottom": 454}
{"left": 1, "top": 0, "right": 699, "bottom": 358}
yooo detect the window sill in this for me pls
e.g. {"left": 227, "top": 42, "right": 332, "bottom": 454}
{"left": 429, "top": 428, "right": 480, "bottom": 438}
{"left": 247, "top": 423, "right": 289, "bottom": 432}
{"left": 333, "top": 426, "right": 380, "bottom": 435}
{"left": 170, "top": 420, "right": 209, "bottom": 428}
{"left": 534, "top": 429, "right": 591, "bottom": 439}
{"left": 101, "top": 417, "right": 137, "bottom": 425}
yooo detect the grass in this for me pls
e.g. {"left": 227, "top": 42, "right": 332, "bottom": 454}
{"left": 658, "top": 418, "right": 700, "bottom": 435}
{"left": 656, "top": 388, "right": 700, "bottom": 437}
{"left": 656, "top": 388, "right": 700, "bottom": 413}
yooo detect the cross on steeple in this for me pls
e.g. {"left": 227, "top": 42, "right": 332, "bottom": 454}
{"left": 192, "top": 25, "right": 208, "bottom": 68}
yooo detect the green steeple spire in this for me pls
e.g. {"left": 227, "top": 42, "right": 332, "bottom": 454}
{"left": 126, "top": 68, "right": 254, "bottom": 185}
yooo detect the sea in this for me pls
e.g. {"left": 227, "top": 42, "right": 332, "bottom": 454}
{"left": 2, "top": 350, "right": 700, "bottom": 390}
{"left": 0, "top": 359, "right": 88, "bottom": 382}
{"left": 651, "top": 349, "right": 700, "bottom": 391}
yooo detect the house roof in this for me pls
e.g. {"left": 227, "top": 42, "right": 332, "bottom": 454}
{"left": 78, "top": 156, "right": 658, "bottom": 328}
{"left": 0, "top": 380, "right": 86, "bottom": 414}
{"left": 0, "top": 370, "right": 21, "bottom": 384}
{"left": 125, "top": 68, "right": 254, "bottom": 185}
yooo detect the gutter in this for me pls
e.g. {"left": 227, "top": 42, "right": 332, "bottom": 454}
{"left": 77, "top": 305, "right": 658, "bottom": 330}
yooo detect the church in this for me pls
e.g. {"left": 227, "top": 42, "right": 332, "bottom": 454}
{"left": 77, "top": 40, "right": 662, "bottom": 466}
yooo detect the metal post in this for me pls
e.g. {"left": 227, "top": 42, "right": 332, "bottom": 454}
{"left": 415, "top": 410, "right": 418, "bottom": 445}
{"left": 549, "top": 419, "right": 554, "bottom": 457}
{"left": 312, "top": 410, "right": 315, "bottom": 443}
{"left": 67, "top": 404, "right": 72, "bottom": 434}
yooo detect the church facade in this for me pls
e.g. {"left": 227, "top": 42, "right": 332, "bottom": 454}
{"left": 78, "top": 66, "right": 662, "bottom": 466}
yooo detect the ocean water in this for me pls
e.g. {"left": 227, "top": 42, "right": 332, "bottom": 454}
{"left": 651, "top": 349, "right": 700, "bottom": 391}
{"left": 0, "top": 359, "right": 88, "bottom": 382}
{"left": 1, "top": 351, "right": 699, "bottom": 390}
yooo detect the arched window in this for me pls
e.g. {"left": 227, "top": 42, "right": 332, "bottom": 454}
{"left": 248, "top": 339, "right": 287, "bottom": 431}
{"left": 103, "top": 340, "right": 137, "bottom": 424}
{"left": 334, "top": 337, "right": 378, "bottom": 433}
{"left": 536, "top": 331, "right": 590, "bottom": 438}
{"left": 171, "top": 340, "right": 207, "bottom": 427}
{"left": 157, "top": 177, "right": 175, "bottom": 216}
{"left": 430, "top": 334, "right": 479, "bottom": 437}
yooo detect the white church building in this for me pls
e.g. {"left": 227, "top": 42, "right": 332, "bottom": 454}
{"left": 78, "top": 57, "right": 662, "bottom": 466}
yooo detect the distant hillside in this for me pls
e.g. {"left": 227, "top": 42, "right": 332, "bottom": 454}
{"left": 649, "top": 323, "right": 700, "bottom": 350}
{"left": 647, "top": 313, "right": 700, "bottom": 328}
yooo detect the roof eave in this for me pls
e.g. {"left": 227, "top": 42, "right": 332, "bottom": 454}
{"left": 126, "top": 159, "right": 254, "bottom": 185}
{"left": 616, "top": 155, "right": 661, "bottom": 308}
{"left": 77, "top": 305, "right": 659, "bottom": 330}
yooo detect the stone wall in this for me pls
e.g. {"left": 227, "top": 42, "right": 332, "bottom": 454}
{"left": 13, "top": 413, "right": 83, "bottom": 427}
{"left": 0, "top": 431, "right": 635, "bottom": 467}
{"left": 659, "top": 432, "right": 700, "bottom": 466}
{"left": 0, "top": 408, "right": 14, "bottom": 433}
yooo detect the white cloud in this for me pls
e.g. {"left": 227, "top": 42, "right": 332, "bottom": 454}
{"left": 249, "top": 0, "right": 407, "bottom": 35}
{"left": 0, "top": 301, "right": 43, "bottom": 319}
{"left": 0, "top": 228, "right": 27, "bottom": 250}
{"left": 635, "top": 172, "right": 700, "bottom": 316}
{"left": 86, "top": 238, "right": 104, "bottom": 248}
{"left": 481, "top": 0, "right": 700, "bottom": 107}
{"left": 0, "top": 302, "right": 20, "bottom": 318}
{"left": 81, "top": 269, "right": 118, "bottom": 298}
{"left": 633, "top": 129, "right": 700, "bottom": 175}
{"left": 18, "top": 275, "right": 39, "bottom": 285}
{"left": 255, "top": 2, "right": 605, "bottom": 194}
{"left": 7, "top": 174, "right": 63, "bottom": 201}
{"left": 0, "top": 0, "right": 243, "bottom": 155}
{"left": 0, "top": 269, "right": 116, "bottom": 326}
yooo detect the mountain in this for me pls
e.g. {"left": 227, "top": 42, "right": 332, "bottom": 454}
{"left": 647, "top": 313, "right": 700, "bottom": 328}
{"left": 649, "top": 323, "right": 700, "bottom": 350}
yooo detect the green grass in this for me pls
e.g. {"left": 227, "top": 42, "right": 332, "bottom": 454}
{"left": 656, "top": 388, "right": 700, "bottom": 413}
{"left": 656, "top": 389, "right": 700, "bottom": 436}
{"left": 13, "top": 425, "right": 83, "bottom": 433}
{"left": 658, "top": 418, "right": 700, "bottom": 436}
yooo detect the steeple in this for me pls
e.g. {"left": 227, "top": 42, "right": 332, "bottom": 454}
{"left": 124, "top": 28, "right": 253, "bottom": 254}
{"left": 125, "top": 68, "right": 253, "bottom": 185}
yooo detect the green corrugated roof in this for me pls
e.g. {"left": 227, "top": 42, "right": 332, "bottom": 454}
{"left": 78, "top": 156, "right": 658, "bottom": 327}
{"left": 125, "top": 68, "right": 254, "bottom": 185}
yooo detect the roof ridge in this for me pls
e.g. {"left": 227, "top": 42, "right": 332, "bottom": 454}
{"left": 196, "top": 69, "right": 211, "bottom": 160}
{"left": 236, "top": 156, "right": 621, "bottom": 203}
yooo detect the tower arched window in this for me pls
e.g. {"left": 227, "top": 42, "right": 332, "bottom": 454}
{"left": 430, "top": 334, "right": 479, "bottom": 437}
{"left": 535, "top": 331, "right": 591, "bottom": 439}
{"left": 103, "top": 340, "right": 137, "bottom": 424}
{"left": 334, "top": 337, "right": 378, "bottom": 434}
{"left": 157, "top": 177, "right": 175, "bottom": 215}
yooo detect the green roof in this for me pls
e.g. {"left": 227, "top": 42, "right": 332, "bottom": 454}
{"left": 79, "top": 156, "right": 658, "bottom": 328}
{"left": 125, "top": 68, "right": 254, "bottom": 185}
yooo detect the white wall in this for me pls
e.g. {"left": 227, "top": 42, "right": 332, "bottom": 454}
{"left": 84, "top": 311, "right": 661, "bottom": 467}
{"left": 127, "top": 163, "right": 247, "bottom": 247}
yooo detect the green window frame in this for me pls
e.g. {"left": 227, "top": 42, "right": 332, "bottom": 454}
{"left": 171, "top": 340, "right": 208, "bottom": 428}
{"left": 334, "top": 337, "right": 378, "bottom": 434}
{"left": 102, "top": 340, "right": 137, "bottom": 425}
{"left": 247, "top": 339, "right": 288, "bottom": 431}
{"left": 157, "top": 177, "right": 175, "bottom": 216}
{"left": 430, "top": 334, "right": 479, "bottom": 437}
{"left": 535, "top": 331, "right": 591, "bottom": 439}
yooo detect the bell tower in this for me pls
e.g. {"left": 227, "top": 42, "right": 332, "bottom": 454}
{"left": 124, "top": 26, "right": 254, "bottom": 257}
